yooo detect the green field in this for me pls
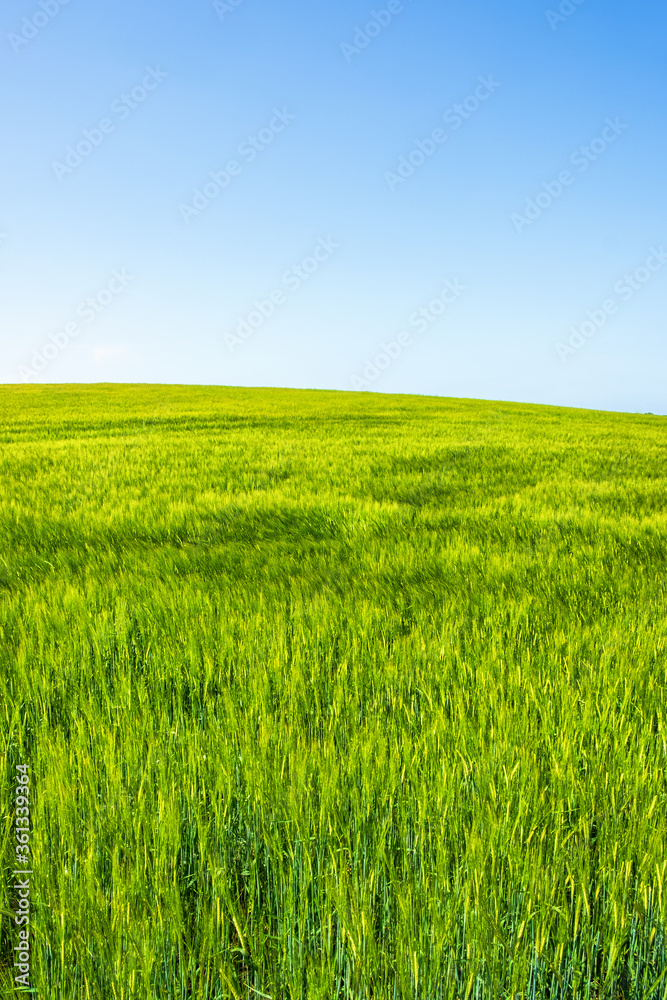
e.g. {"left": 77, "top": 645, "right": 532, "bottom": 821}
{"left": 1, "top": 383, "right": 667, "bottom": 1000}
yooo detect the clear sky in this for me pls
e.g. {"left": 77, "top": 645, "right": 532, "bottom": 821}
{"left": 1, "top": 0, "right": 665, "bottom": 413}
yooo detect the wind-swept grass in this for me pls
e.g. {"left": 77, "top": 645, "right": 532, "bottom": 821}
{"left": 1, "top": 384, "right": 666, "bottom": 999}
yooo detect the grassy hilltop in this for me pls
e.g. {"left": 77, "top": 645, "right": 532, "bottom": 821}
{"left": 1, "top": 384, "right": 667, "bottom": 999}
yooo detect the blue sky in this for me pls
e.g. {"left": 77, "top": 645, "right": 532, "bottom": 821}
{"left": 1, "top": 0, "right": 665, "bottom": 412}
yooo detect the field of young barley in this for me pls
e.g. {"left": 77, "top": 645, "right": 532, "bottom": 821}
{"left": 1, "top": 383, "right": 666, "bottom": 1000}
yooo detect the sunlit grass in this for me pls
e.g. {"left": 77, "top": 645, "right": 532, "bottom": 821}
{"left": 1, "top": 383, "right": 666, "bottom": 999}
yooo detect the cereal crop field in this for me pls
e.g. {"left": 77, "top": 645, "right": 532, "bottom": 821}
{"left": 1, "top": 384, "right": 666, "bottom": 999}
